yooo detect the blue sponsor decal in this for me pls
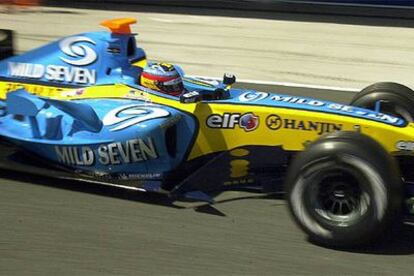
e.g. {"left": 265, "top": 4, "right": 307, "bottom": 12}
{"left": 237, "top": 92, "right": 404, "bottom": 126}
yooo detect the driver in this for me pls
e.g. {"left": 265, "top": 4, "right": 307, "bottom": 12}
{"left": 140, "top": 62, "right": 184, "bottom": 96}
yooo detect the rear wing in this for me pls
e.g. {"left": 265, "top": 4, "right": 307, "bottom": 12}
{"left": 0, "top": 30, "right": 14, "bottom": 61}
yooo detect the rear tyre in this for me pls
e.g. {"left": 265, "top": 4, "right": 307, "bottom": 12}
{"left": 285, "top": 131, "right": 403, "bottom": 248}
{"left": 350, "top": 82, "right": 414, "bottom": 122}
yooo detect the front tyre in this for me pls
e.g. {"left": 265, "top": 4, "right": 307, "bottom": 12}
{"left": 285, "top": 132, "right": 403, "bottom": 248}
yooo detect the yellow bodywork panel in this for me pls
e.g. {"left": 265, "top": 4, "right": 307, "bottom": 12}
{"left": 0, "top": 81, "right": 413, "bottom": 161}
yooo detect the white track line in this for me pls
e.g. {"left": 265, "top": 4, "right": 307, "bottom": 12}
{"left": 188, "top": 75, "right": 361, "bottom": 92}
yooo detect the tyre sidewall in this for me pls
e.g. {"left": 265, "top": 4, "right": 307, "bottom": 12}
{"left": 286, "top": 133, "right": 402, "bottom": 247}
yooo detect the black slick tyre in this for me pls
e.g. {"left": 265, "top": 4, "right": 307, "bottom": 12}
{"left": 285, "top": 131, "right": 403, "bottom": 248}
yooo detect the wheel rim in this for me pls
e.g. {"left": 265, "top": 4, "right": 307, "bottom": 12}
{"left": 306, "top": 167, "right": 370, "bottom": 227}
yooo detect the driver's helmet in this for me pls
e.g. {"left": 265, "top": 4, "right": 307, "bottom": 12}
{"left": 140, "top": 62, "right": 184, "bottom": 96}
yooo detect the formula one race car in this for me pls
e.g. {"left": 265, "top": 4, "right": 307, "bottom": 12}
{"left": 1, "top": 18, "right": 414, "bottom": 248}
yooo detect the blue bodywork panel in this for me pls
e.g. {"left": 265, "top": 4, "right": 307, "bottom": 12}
{"left": 0, "top": 90, "right": 197, "bottom": 179}
{"left": 0, "top": 31, "right": 145, "bottom": 87}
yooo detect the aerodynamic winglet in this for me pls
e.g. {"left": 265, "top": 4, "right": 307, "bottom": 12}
{"left": 100, "top": 18, "right": 137, "bottom": 34}
{"left": 6, "top": 89, "right": 46, "bottom": 116}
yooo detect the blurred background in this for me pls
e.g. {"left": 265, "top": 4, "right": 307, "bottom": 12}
{"left": 1, "top": 0, "right": 414, "bottom": 89}
{"left": 1, "top": 1, "right": 414, "bottom": 275}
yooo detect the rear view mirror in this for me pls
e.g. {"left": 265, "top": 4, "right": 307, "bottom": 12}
{"left": 223, "top": 73, "right": 236, "bottom": 86}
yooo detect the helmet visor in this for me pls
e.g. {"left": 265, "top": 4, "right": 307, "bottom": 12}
{"left": 156, "top": 77, "right": 184, "bottom": 95}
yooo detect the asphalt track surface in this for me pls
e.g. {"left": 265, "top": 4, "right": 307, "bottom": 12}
{"left": 1, "top": 5, "right": 414, "bottom": 276}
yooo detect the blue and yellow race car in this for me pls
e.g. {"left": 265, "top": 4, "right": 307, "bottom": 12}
{"left": 1, "top": 18, "right": 414, "bottom": 248}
